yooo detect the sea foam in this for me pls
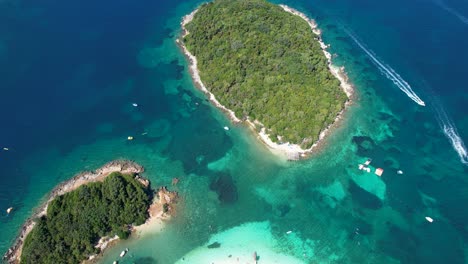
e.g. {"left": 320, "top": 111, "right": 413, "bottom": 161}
{"left": 345, "top": 29, "right": 426, "bottom": 106}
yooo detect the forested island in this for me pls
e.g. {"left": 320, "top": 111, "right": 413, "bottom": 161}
{"left": 3, "top": 160, "right": 178, "bottom": 264}
{"left": 180, "top": 0, "right": 352, "bottom": 155}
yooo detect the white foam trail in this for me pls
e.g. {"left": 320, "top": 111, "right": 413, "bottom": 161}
{"left": 344, "top": 29, "right": 426, "bottom": 106}
{"left": 433, "top": 0, "right": 468, "bottom": 26}
{"left": 443, "top": 125, "right": 468, "bottom": 164}
{"left": 430, "top": 93, "right": 468, "bottom": 165}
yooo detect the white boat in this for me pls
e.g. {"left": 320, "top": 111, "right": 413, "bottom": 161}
{"left": 3, "top": 147, "right": 8, "bottom": 151}
{"left": 120, "top": 250, "right": 126, "bottom": 257}
{"left": 132, "top": 103, "right": 138, "bottom": 107}
{"left": 397, "top": 170, "right": 403, "bottom": 175}
{"left": 223, "top": 126, "right": 229, "bottom": 131}
{"left": 286, "top": 230, "right": 292, "bottom": 234}
{"left": 113, "top": 261, "right": 118, "bottom": 264}
{"left": 425, "top": 216, "right": 434, "bottom": 223}
{"left": 6, "top": 207, "right": 13, "bottom": 214}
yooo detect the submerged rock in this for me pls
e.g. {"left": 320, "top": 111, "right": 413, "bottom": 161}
{"left": 276, "top": 204, "right": 291, "bottom": 217}
{"left": 348, "top": 180, "right": 383, "bottom": 210}
{"left": 207, "top": 242, "right": 221, "bottom": 249}
{"left": 352, "top": 136, "right": 375, "bottom": 156}
{"left": 134, "top": 256, "right": 158, "bottom": 264}
{"left": 210, "top": 173, "right": 238, "bottom": 204}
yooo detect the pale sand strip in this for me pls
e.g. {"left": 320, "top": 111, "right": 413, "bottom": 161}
{"left": 179, "top": 4, "right": 354, "bottom": 160}
{"left": 86, "top": 187, "right": 177, "bottom": 263}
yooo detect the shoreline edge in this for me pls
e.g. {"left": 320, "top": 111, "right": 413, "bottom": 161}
{"left": 177, "top": 3, "right": 355, "bottom": 160}
{"left": 3, "top": 160, "right": 176, "bottom": 264}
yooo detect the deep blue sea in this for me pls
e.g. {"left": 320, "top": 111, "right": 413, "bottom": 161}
{"left": 0, "top": 0, "right": 467, "bottom": 263}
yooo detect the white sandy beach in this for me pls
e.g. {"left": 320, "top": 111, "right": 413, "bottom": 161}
{"left": 174, "top": 222, "right": 306, "bottom": 264}
{"left": 179, "top": 4, "right": 354, "bottom": 160}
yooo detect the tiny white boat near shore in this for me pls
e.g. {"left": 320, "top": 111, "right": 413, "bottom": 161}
{"left": 120, "top": 248, "right": 129, "bottom": 257}
{"left": 6, "top": 207, "right": 13, "bottom": 214}
{"left": 223, "top": 126, "right": 229, "bottom": 131}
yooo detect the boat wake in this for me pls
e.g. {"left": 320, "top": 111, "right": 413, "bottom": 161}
{"left": 430, "top": 93, "right": 468, "bottom": 165}
{"left": 433, "top": 0, "right": 468, "bottom": 26}
{"left": 343, "top": 25, "right": 466, "bottom": 165}
{"left": 344, "top": 29, "right": 426, "bottom": 106}
{"left": 415, "top": 77, "right": 468, "bottom": 165}
{"left": 442, "top": 125, "right": 468, "bottom": 165}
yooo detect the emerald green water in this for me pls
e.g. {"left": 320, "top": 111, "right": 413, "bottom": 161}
{"left": 1, "top": 0, "right": 467, "bottom": 263}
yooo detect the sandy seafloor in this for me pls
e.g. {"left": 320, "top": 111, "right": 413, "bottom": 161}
{"left": 0, "top": 0, "right": 467, "bottom": 263}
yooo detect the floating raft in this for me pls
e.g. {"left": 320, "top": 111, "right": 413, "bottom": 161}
{"left": 358, "top": 158, "right": 384, "bottom": 176}
{"left": 375, "top": 168, "right": 384, "bottom": 177}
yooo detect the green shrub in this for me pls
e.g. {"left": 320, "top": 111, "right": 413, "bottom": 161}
{"left": 184, "top": 0, "right": 347, "bottom": 148}
{"left": 21, "top": 173, "right": 150, "bottom": 264}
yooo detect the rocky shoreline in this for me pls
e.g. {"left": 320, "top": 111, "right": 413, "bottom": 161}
{"left": 255, "top": 5, "right": 355, "bottom": 160}
{"left": 178, "top": 3, "right": 354, "bottom": 161}
{"left": 84, "top": 186, "right": 179, "bottom": 264}
{"left": 176, "top": 8, "right": 242, "bottom": 124}
{"left": 3, "top": 160, "right": 144, "bottom": 264}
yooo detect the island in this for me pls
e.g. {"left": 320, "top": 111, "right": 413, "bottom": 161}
{"left": 3, "top": 160, "right": 178, "bottom": 264}
{"left": 178, "top": 0, "right": 353, "bottom": 159}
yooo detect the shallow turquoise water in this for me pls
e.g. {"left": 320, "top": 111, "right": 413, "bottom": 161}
{"left": 1, "top": 0, "right": 467, "bottom": 263}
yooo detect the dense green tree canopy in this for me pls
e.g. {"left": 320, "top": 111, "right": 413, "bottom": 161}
{"left": 184, "top": 0, "right": 347, "bottom": 148}
{"left": 21, "top": 173, "right": 150, "bottom": 264}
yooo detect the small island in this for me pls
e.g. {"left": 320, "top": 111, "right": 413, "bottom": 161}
{"left": 179, "top": 0, "right": 353, "bottom": 159}
{"left": 3, "top": 160, "right": 178, "bottom": 264}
